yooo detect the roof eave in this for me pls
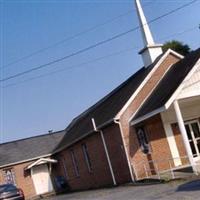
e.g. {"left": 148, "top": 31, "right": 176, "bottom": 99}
{"left": 130, "top": 106, "right": 166, "bottom": 126}
{"left": 115, "top": 48, "right": 183, "bottom": 120}
{"left": 165, "top": 57, "right": 200, "bottom": 109}
{"left": 0, "top": 154, "right": 52, "bottom": 169}
{"left": 53, "top": 118, "right": 114, "bottom": 154}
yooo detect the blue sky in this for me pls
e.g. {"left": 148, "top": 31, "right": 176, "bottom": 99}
{"left": 0, "top": 0, "right": 200, "bottom": 143}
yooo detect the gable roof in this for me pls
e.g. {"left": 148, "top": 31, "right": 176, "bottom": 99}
{"left": 132, "top": 48, "right": 200, "bottom": 124}
{"left": 0, "top": 130, "right": 65, "bottom": 168}
{"left": 54, "top": 55, "right": 165, "bottom": 152}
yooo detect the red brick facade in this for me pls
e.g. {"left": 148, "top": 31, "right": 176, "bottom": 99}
{"left": 128, "top": 114, "right": 174, "bottom": 179}
{"left": 53, "top": 123, "right": 131, "bottom": 191}
{"left": 0, "top": 161, "right": 36, "bottom": 199}
{"left": 1, "top": 51, "right": 194, "bottom": 196}
{"left": 171, "top": 123, "right": 188, "bottom": 164}
{"left": 119, "top": 53, "right": 181, "bottom": 178}
{"left": 53, "top": 53, "right": 184, "bottom": 184}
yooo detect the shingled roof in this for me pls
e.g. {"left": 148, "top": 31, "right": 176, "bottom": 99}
{"left": 55, "top": 54, "right": 165, "bottom": 152}
{"left": 0, "top": 130, "right": 65, "bottom": 167}
{"left": 133, "top": 48, "right": 200, "bottom": 122}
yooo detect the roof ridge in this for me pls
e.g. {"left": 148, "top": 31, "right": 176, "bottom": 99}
{"left": 0, "top": 130, "right": 65, "bottom": 146}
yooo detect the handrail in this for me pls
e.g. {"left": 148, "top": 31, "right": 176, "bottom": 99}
{"left": 132, "top": 155, "right": 199, "bottom": 180}
{"left": 134, "top": 155, "right": 188, "bottom": 167}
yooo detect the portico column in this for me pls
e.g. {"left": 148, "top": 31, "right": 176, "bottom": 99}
{"left": 173, "top": 100, "right": 196, "bottom": 172}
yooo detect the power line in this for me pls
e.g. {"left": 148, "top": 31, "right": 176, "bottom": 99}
{"left": 0, "top": 0, "right": 197, "bottom": 83}
{"left": 0, "top": 10, "right": 132, "bottom": 69}
{"left": 1, "top": 1, "right": 154, "bottom": 70}
{"left": 2, "top": 24, "right": 198, "bottom": 89}
{"left": 2, "top": 47, "right": 138, "bottom": 88}
{"left": 159, "top": 25, "right": 198, "bottom": 41}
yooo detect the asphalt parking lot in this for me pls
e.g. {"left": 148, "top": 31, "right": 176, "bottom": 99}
{"left": 47, "top": 179, "right": 200, "bottom": 200}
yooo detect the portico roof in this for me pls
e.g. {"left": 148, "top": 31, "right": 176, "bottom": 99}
{"left": 26, "top": 158, "right": 57, "bottom": 170}
{"left": 132, "top": 48, "right": 200, "bottom": 125}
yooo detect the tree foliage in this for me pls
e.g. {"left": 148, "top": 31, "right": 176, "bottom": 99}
{"left": 162, "top": 40, "right": 190, "bottom": 56}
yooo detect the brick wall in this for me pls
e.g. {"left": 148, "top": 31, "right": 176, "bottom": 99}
{"left": 53, "top": 131, "right": 113, "bottom": 191}
{"left": 0, "top": 161, "right": 36, "bottom": 199}
{"left": 102, "top": 123, "right": 131, "bottom": 184}
{"left": 171, "top": 123, "right": 190, "bottom": 165}
{"left": 119, "top": 53, "right": 181, "bottom": 179}
{"left": 52, "top": 123, "right": 131, "bottom": 191}
{"left": 127, "top": 114, "right": 173, "bottom": 179}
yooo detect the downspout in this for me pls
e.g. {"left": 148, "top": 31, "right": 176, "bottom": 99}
{"left": 91, "top": 118, "right": 117, "bottom": 186}
{"left": 114, "top": 119, "right": 135, "bottom": 182}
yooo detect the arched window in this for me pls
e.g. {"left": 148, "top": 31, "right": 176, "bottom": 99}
{"left": 136, "top": 126, "right": 150, "bottom": 154}
{"left": 3, "top": 168, "right": 16, "bottom": 185}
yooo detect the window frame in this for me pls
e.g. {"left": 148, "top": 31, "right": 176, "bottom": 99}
{"left": 70, "top": 150, "right": 80, "bottom": 177}
{"left": 135, "top": 126, "right": 150, "bottom": 154}
{"left": 3, "top": 168, "right": 16, "bottom": 185}
{"left": 82, "top": 143, "right": 92, "bottom": 173}
{"left": 58, "top": 157, "right": 69, "bottom": 180}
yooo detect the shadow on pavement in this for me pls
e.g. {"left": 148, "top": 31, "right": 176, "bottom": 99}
{"left": 176, "top": 180, "right": 200, "bottom": 192}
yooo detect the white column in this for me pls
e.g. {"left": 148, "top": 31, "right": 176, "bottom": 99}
{"left": 173, "top": 100, "right": 196, "bottom": 172}
{"left": 161, "top": 113, "right": 182, "bottom": 166}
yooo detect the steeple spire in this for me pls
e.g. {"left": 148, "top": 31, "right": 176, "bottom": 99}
{"left": 135, "top": 0, "right": 163, "bottom": 67}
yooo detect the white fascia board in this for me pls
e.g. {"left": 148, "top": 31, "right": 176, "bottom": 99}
{"left": 128, "top": 62, "right": 173, "bottom": 125}
{"left": 167, "top": 49, "right": 184, "bottom": 59}
{"left": 115, "top": 49, "right": 183, "bottom": 120}
{"left": 53, "top": 118, "right": 114, "bottom": 154}
{"left": 165, "top": 58, "right": 200, "bottom": 109}
{"left": 131, "top": 106, "right": 165, "bottom": 126}
{"left": 178, "top": 90, "right": 200, "bottom": 100}
{"left": 27, "top": 158, "right": 57, "bottom": 169}
{"left": 0, "top": 154, "right": 52, "bottom": 169}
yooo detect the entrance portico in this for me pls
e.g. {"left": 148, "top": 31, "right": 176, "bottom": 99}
{"left": 130, "top": 54, "right": 200, "bottom": 178}
{"left": 162, "top": 95, "right": 200, "bottom": 172}
{"left": 26, "top": 158, "right": 57, "bottom": 195}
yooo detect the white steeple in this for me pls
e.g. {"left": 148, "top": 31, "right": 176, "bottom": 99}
{"left": 135, "top": 0, "right": 163, "bottom": 67}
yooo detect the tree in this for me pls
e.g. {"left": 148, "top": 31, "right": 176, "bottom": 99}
{"left": 162, "top": 40, "right": 191, "bottom": 56}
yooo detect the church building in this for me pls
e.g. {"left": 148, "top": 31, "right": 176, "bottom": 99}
{"left": 0, "top": 0, "right": 199, "bottom": 199}
{"left": 53, "top": 0, "right": 200, "bottom": 191}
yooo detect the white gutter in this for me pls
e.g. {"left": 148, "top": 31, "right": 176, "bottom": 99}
{"left": 26, "top": 158, "right": 57, "bottom": 169}
{"left": 131, "top": 107, "right": 166, "bottom": 126}
{"left": 0, "top": 154, "right": 52, "bottom": 169}
{"left": 53, "top": 119, "right": 114, "bottom": 154}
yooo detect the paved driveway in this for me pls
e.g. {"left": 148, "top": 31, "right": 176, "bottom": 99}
{"left": 47, "top": 180, "right": 200, "bottom": 200}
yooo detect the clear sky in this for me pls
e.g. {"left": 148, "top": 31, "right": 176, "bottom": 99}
{"left": 0, "top": 0, "right": 200, "bottom": 143}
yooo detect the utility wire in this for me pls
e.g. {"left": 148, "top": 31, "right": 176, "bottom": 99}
{"left": 2, "top": 24, "right": 198, "bottom": 89}
{"left": 0, "top": 0, "right": 197, "bottom": 83}
{"left": 2, "top": 47, "right": 138, "bottom": 88}
{"left": 0, "top": 9, "right": 132, "bottom": 69}
{"left": 1, "top": 1, "right": 154, "bottom": 70}
{"left": 159, "top": 25, "right": 198, "bottom": 41}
